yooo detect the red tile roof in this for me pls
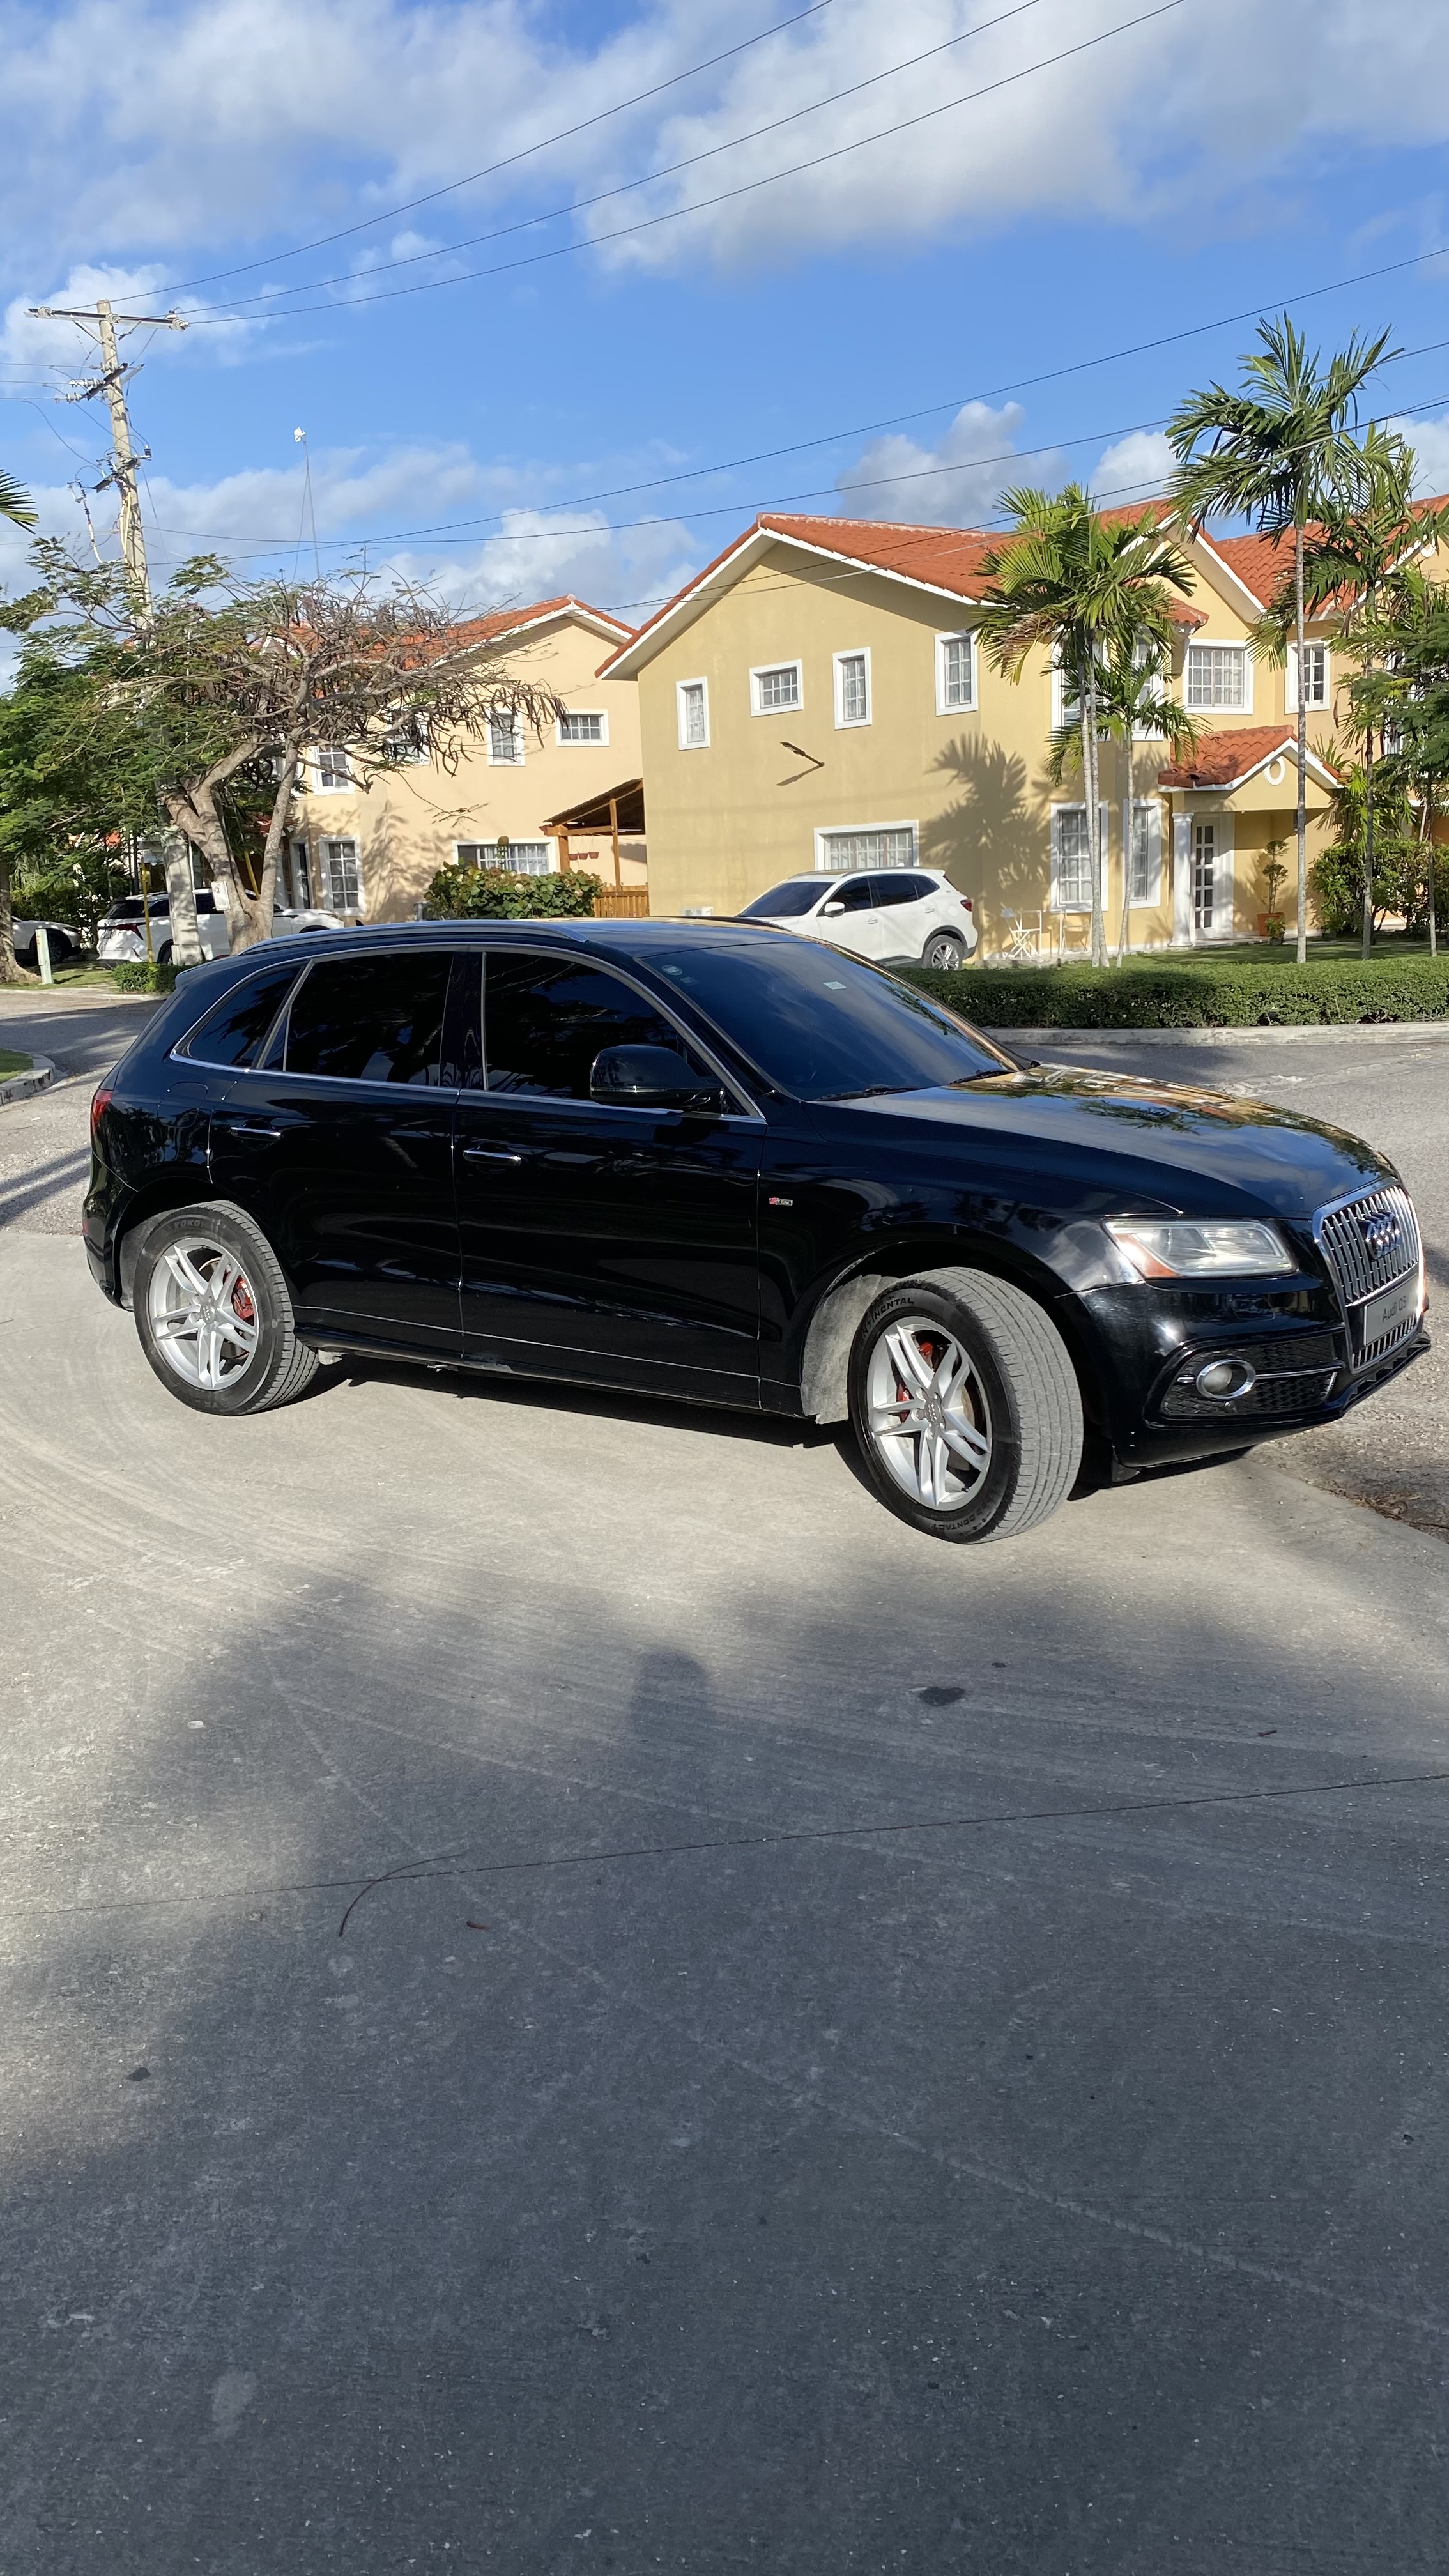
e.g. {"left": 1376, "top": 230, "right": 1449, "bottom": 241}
{"left": 1156, "top": 725, "right": 1331, "bottom": 790}
{"left": 452, "top": 595, "right": 632, "bottom": 647}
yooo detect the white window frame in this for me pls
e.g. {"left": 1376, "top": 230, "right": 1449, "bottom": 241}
{"left": 1184, "top": 640, "right": 1254, "bottom": 715}
{"left": 677, "top": 677, "right": 710, "bottom": 750}
{"left": 1123, "top": 799, "right": 1163, "bottom": 908}
{"left": 486, "top": 710, "right": 526, "bottom": 767}
{"left": 832, "top": 648, "right": 871, "bottom": 730}
{"left": 1050, "top": 804, "right": 1108, "bottom": 914}
{"left": 813, "top": 821, "right": 918, "bottom": 873}
{"left": 750, "top": 659, "right": 803, "bottom": 717}
{"left": 319, "top": 837, "right": 362, "bottom": 912}
{"left": 556, "top": 709, "right": 610, "bottom": 747}
{"left": 1285, "top": 641, "right": 1330, "bottom": 714}
{"left": 935, "top": 630, "right": 977, "bottom": 716}
{"left": 455, "top": 838, "right": 553, "bottom": 877}
{"left": 314, "top": 745, "right": 353, "bottom": 793}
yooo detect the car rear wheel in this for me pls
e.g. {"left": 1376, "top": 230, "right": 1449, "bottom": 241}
{"left": 848, "top": 1268, "right": 1082, "bottom": 1542}
{"left": 156, "top": 940, "right": 174, "bottom": 966}
{"left": 921, "top": 929, "right": 966, "bottom": 970}
{"left": 132, "top": 1202, "right": 319, "bottom": 1416}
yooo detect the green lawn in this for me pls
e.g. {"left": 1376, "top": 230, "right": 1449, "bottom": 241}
{"left": 0, "top": 1047, "right": 34, "bottom": 1078}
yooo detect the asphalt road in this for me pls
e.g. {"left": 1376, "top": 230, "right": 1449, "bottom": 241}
{"left": 1, "top": 995, "right": 1447, "bottom": 2574}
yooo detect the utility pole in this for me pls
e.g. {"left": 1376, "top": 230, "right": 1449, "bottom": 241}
{"left": 29, "top": 296, "right": 203, "bottom": 963}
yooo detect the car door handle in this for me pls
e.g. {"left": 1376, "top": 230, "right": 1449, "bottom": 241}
{"left": 462, "top": 1144, "right": 523, "bottom": 1163}
{"left": 218, "top": 1116, "right": 284, "bottom": 1138}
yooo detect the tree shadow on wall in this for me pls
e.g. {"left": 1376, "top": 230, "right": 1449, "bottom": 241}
{"left": 919, "top": 736, "right": 1048, "bottom": 919}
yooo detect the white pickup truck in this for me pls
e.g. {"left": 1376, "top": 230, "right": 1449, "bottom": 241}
{"left": 98, "top": 890, "right": 344, "bottom": 965}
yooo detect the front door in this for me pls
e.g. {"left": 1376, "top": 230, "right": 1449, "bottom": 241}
{"left": 809, "top": 873, "right": 889, "bottom": 961}
{"left": 454, "top": 947, "right": 762, "bottom": 1400}
{"left": 1191, "top": 818, "right": 1236, "bottom": 942}
{"left": 210, "top": 944, "right": 462, "bottom": 1350}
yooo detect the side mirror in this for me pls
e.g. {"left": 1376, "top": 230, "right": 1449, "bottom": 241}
{"left": 820, "top": 901, "right": 845, "bottom": 917}
{"left": 590, "top": 1043, "right": 725, "bottom": 1113}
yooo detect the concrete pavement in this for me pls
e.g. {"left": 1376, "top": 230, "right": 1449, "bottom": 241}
{"left": 1, "top": 993, "right": 1446, "bottom": 2572}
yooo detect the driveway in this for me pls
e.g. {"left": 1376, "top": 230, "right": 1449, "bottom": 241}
{"left": 2, "top": 998, "right": 1446, "bottom": 2573}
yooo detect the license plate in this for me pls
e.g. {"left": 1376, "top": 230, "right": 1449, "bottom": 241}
{"left": 1356, "top": 1271, "right": 1422, "bottom": 1354}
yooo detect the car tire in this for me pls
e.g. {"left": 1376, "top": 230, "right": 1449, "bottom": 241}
{"left": 132, "top": 1202, "right": 319, "bottom": 1416}
{"left": 848, "top": 1267, "right": 1083, "bottom": 1544}
{"left": 921, "top": 930, "right": 966, "bottom": 970}
{"left": 156, "top": 940, "right": 174, "bottom": 966}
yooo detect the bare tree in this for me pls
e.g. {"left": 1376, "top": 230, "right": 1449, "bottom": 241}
{"left": 3, "top": 550, "right": 567, "bottom": 952}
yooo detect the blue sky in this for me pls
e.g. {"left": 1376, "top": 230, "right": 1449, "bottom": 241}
{"left": 3, "top": 0, "right": 1449, "bottom": 627}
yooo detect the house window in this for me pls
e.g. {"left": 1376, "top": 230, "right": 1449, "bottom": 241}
{"left": 833, "top": 650, "right": 870, "bottom": 728}
{"left": 935, "top": 632, "right": 976, "bottom": 714}
{"left": 1050, "top": 806, "right": 1107, "bottom": 912}
{"left": 1186, "top": 643, "right": 1252, "bottom": 712}
{"left": 815, "top": 824, "right": 916, "bottom": 872}
{"left": 677, "top": 678, "right": 709, "bottom": 749}
{"left": 1192, "top": 822, "right": 1217, "bottom": 933}
{"left": 1126, "top": 802, "right": 1161, "bottom": 907}
{"left": 1289, "top": 643, "right": 1330, "bottom": 710}
{"left": 558, "top": 710, "right": 608, "bottom": 746}
{"left": 751, "top": 661, "right": 802, "bottom": 715}
{"left": 316, "top": 746, "right": 352, "bottom": 792}
{"left": 289, "top": 838, "right": 312, "bottom": 906}
{"left": 320, "top": 838, "right": 362, "bottom": 912}
{"left": 456, "top": 839, "right": 551, "bottom": 877}
{"left": 487, "top": 712, "right": 525, "bottom": 765}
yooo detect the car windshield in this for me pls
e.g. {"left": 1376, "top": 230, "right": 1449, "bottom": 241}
{"left": 648, "top": 939, "right": 1016, "bottom": 1099}
{"left": 737, "top": 880, "right": 825, "bottom": 919}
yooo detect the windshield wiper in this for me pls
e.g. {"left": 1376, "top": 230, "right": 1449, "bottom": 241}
{"left": 813, "top": 1083, "right": 911, "bottom": 1101}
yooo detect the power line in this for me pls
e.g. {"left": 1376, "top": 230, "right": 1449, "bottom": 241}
{"left": 140, "top": 336, "right": 1449, "bottom": 558}
{"left": 168, "top": 0, "right": 841, "bottom": 291}
{"left": 190, "top": 0, "right": 1055, "bottom": 315}
{"left": 184, "top": 0, "right": 1186, "bottom": 325}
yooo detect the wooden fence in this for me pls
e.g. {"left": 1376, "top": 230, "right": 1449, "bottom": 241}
{"left": 590, "top": 887, "right": 650, "bottom": 918}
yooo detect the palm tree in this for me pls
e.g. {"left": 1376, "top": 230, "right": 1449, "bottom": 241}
{"left": 1169, "top": 314, "right": 1394, "bottom": 963}
{"left": 1, "top": 468, "right": 36, "bottom": 529}
{"left": 1046, "top": 638, "right": 1204, "bottom": 962}
{"left": 976, "top": 487, "right": 1195, "bottom": 966}
{"left": 1261, "top": 427, "right": 1445, "bottom": 956}
{"left": 1367, "top": 574, "right": 1449, "bottom": 957}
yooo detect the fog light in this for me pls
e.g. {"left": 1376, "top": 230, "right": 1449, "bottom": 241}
{"left": 1195, "top": 1358, "right": 1257, "bottom": 1400}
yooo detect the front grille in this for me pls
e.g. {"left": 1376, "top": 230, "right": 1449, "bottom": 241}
{"left": 1316, "top": 1185, "right": 1420, "bottom": 1310}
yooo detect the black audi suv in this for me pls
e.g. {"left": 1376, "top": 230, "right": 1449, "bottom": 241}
{"left": 84, "top": 921, "right": 1429, "bottom": 1544}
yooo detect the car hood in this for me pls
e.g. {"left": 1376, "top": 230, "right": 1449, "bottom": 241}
{"left": 832, "top": 1063, "right": 1397, "bottom": 1219}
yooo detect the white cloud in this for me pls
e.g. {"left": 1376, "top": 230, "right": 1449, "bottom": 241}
{"left": 836, "top": 401, "right": 1034, "bottom": 526}
{"left": 1091, "top": 429, "right": 1175, "bottom": 507}
{"left": 3, "top": 1, "right": 1449, "bottom": 299}
{"left": 1392, "top": 412, "right": 1449, "bottom": 499}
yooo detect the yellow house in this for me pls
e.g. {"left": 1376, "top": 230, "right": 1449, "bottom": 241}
{"left": 284, "top": 596, "right": 645, "bottom": 921}
{"left": 601, "top": 505, "right": 1449, "bottom": 957}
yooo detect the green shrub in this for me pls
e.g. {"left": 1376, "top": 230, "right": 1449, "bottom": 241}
{"left": 421, "top": 862, "right": 604, "bottom": 920}
{"left": 900, "top": 955, "right": 1449, "bottom": 1029}
{"left": 112, "top": 959, "right": 180, "bottom": 994}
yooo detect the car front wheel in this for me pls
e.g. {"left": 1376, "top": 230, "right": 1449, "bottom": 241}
{"left": 132, "top": 1202, "right": 319, "bottom": 1416}
{"left": 921, "top": 929, "right": 966, "bottom": 969}
{"left": 848, "top": 1268, "right": 1082, "bottom": 1542}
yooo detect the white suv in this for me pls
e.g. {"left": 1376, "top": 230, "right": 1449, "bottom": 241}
{"left": 98, "top": 891, "right": 344, "bottom": 965}
{"left": 739, "top": 868, "right": 978, "bottom": 969}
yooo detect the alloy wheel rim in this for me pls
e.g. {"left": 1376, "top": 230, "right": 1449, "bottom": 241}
{"left": 927, "top": 937, "right": 958, "bottom": 967}
{"left": 865, "top": 1314, "right": 992, "bottom": 1511}
{"left": 146, "top": 1238, "right": 261, "bottom": 1391}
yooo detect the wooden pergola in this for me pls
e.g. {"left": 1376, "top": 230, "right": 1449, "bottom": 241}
{"left": 539, "top": 777, "right": 645, "bottom": 888}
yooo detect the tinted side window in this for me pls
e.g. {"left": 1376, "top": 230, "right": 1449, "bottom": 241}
{"left": 484, "top": 954, "right": 703, "bottom": 1100}
{"left": 183, "top": 964, "right": 300, "bottom": 1068}
{"left": 873, "top": 873, "right": 928, "bottom": 907}
{"left": 284, "top": 952, "right": 452, "bottom": 1085}
{"left": 829, "top": 877, "right": 877, "bottom": 913}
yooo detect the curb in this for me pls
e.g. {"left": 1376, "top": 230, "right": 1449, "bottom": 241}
{"left": 981, "top": 1018, "right": 1449, "bottom": 1050}
{"left": 0, "top": 1054, "right": 56, "bottom": 1106}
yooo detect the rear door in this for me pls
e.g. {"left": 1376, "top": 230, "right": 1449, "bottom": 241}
{"left": 210, "top": 944, "right": 463, "bottom": 1353}
{"left": 454, "top": 946, "right": 763, "bottom": 1400}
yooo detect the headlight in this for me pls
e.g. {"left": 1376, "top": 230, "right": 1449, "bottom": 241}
{"left": 1105, "top": 1218, "right": 1296, "bottom": 1279}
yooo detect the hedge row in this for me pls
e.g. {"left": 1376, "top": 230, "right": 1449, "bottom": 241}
{"left": 112, "top": 959, "right": 181, "bottom": 993}
{"left": 900, "top": 956, "right": 1449, "bottom": 1029}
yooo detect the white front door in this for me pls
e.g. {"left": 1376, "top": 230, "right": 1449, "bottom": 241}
{"left": 1190, "top": 816, "right": 1236, "bottom": 942}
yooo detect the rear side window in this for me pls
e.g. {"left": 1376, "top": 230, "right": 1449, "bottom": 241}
{"left": 483, "top": 953, "right": 705, "bottom": 1099}
{"left": 873, "top": 873, "right": 934, "bottom": 907}
{"left": 181, "top": 963, "right": 300, "bottom": 1068}
{"left": 284, "top": 951, "right": 452, "bottom": 1085}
